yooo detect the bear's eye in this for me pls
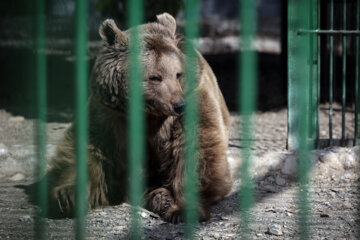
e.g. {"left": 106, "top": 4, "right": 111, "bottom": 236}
{"left": 149, "top": 76, "right": 162, "bottom": 82}
{"left": 176, "top": 72, "right": 183, "bottom": 79}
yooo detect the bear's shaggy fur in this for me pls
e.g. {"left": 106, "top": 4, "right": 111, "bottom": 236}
{"left": 48, "top": 13, "right": 232, "bottom": 223}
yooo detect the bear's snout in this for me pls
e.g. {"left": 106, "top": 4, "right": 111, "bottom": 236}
{"left": 173, "top": 101, "right": 185, "bottom": 115}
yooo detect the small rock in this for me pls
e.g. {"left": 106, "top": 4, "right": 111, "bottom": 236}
{"left": 9, "top": 173, "right": 25, "bottom": 181}
{"left": 319, "top": 152, "right": 343, "bottom": 170}
{"left": 341, "top": 173, "right": 353, "bottom": 179}
{"left": 141, "top": 212, "right": 148, "bottom": 218}
{"left": 202, "top": 237, "right": 212, "bottom": 240}
{"left": 281, "top": 155, "right": 297, "bottom": 175}
{"left": 267, "top": 176, "right": 275, "bottom": 182}
{"left": 341, "top": 151, "right": 357, "bottom": 169}
{"left": 263, "top": 185, "right": 277, "bottom": 193}
{"left": 143, "top": 226, "right": 152, "bottom": 231}
{"left": 274, "top": 208, "right": 283, "bottom": 213}
{"left": 320, "top": 213, "right": 330, "bottom": 218}
{"left": 256, "top": 233, "right": 263, "bottom": 237}
{"left": 329, "top": 191, "right": 336, "bottom": 198}
{"left": 220, "top": 216, "right": 229, "bottom": 221}
{"left": 0, "top": 143, "right": 9, "bottom": 158}
{"left": 275, "top": 175, "right": 286, "bottom": 186}
{"left": 343, "top": 201, "right": 352, "bottom": 209}
{"left": 213, "top": 232, "right": 220, "bottom": 239}
{"left": 19, "top": 215, "right": 32, "bottom": 223}
{"left": 224, "top": 233, "right": 235, "bottom": 238}
{"left": 268, "top": 224, "right": 283, "bottom": 236}
{"left": 9, "top": 116, "right": 25, "bottom": 123}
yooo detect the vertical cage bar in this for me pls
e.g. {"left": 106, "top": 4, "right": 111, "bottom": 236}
{"left": 309, "top": 0, "right": 318, "bottom": 147}
{"left": 355, "top": 0, "right": 360, "bottom": 145}
{"left": 128, "top": 0, "right": 144, "bottom": 239}
{"left": 288, "top": 0, "right": 312, "bottom": 237}
{"left": 298, "top": 0, "right": 312, "bottom": 238}
{"left": 75, "top": 0, "right": 89, "bottom": 239}
{"left": 34, "top": 0, "right": 47, "bottom": 238}
{"left": 357, "top": 2, "right": 360, "bottom": 237}
{"left": 238, "top": 0, "right": 257, "bottom": 237}
{"left": 341, "top": 0, "right": 347, "bottom": 145}
{"left": 316, "top": 0, "right": 321, "bottom": 146}
{"left": 357, "top": 0, "right": 360, "bottom": 233}
{"left": 329, "top": 0, "right": 334, "bottom": 145}
{"left": 184, "top": 0, "right": 199, "bottom": 238}
{"left": 287, "top": 0, "right": 296, "bottom": 150}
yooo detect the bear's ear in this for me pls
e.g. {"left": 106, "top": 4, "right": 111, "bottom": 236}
{"left": 156, "top": 13, "right": 176, "bottom": 36}
{"left": 99, "top": 19, "right": 125, "bottom": 46}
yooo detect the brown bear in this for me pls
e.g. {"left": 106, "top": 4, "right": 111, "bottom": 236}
{"left": 47, "top": 13, "right": 232, "bottom": 223}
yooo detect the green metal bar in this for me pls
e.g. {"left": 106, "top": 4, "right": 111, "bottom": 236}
{"left": 355, "top": 0, "right": 360, "bottom": 145}
{"left": 309, "top": 0, "right": 318, "bottom": 147}
{"left": 238, "top": 0, "right": 257, "bottom": 238}
{"left": 357, "top": 1, "right": 360, "bottom": 234}
{"left": 34, "top": 0, "right": 47, "bottom": 239}
{"left": 289, "top": 0, "right": 317, "bottom": 150}
{"left": 329, "top": 0, "right": 334, "bottom": 146}
{"left": 128, "top": 0, "right": 144, "bottom": 238}
{"left": 298, "top": 29, "right": 360, "bottom": 35}
{"left": 184, "top": 0, "right": 199, "bottom": 238}
{"left": 297, "top": 0, "right": 312, "bottom": 238}
{"left": 288, "top": 0, "right": 318, "bottom": 150}
{"left": 288, "top": 0, "right": 313, "bottom": 237}
{"left": 287, "top": 0, "right": 299, "bottom": 150}
{"left": 316, "top": 0, "right": 321, "bottom": 146}
{"left": 128, "top": 0, "right": 145, "bottom": 239}
{"left": 342, "top": 0, "right": 347, "bottom": 145}
{"left": 75, "top": 0, "right": 89, "bottom": 239}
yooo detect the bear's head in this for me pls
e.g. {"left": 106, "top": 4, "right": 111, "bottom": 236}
{"left": 91, "top": 13, "right": 185, "bottom": 117}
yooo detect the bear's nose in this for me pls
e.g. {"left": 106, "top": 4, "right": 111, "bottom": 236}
{"left": 173, "top": 101, "right": 185, "bottom": 115}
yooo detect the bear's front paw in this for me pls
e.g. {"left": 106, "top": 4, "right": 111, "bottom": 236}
{"left": 147, "top": 188, "right": 174, "bottom": 217}
{"left": 52, "top": 185, "right": 75, "bottom": 214}
{"left": 164, "top": 206, "right": 210, "bottom": 224}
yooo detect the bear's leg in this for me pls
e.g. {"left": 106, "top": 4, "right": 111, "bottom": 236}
{"left": 49, "top": 149, "right": 110, "bottom": 217}
{"left": 87, "top": 153, "right": 109, "bottom": 208}
{"left": 197, "top": 142, "right": 233, "bottom": 221}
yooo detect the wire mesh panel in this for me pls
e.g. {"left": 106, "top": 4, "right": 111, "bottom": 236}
{"left": 289, "top": 0, "right": 360, "bottom": 149}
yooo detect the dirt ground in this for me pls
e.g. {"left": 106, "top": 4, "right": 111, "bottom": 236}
{"left": 0, "top": 104, "right": 359, "bottom": 239}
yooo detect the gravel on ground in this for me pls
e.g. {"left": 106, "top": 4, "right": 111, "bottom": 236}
{"left": 0, "top": 104, "right": 359, "bottom": 239}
